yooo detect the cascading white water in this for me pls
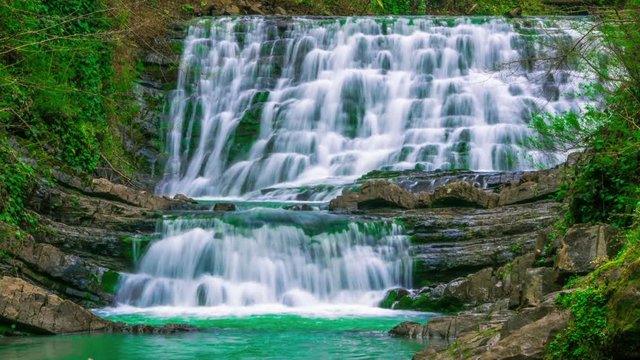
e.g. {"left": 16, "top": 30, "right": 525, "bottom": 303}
{"left": 156, "top": 17, "right": 585, "bottom": 200}
{"left": 116, "top": 210, "right": 411, "bottom": 307}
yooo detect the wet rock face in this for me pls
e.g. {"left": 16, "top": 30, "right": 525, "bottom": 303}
{"left": 407, "top": 201, "right": 558, "bottom": 283}
{"left": 556, "top": 224, "right": 619, "bottom": 276}
{"left": 213, "top": 203, "right": 237, "bottom": 211}
{"left": 0, "top": 276, "right": 111, "bottom": 334}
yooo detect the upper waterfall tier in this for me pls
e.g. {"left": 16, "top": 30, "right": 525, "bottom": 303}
{"left": 157, "top": 17, "right": 586, "bottom": 199}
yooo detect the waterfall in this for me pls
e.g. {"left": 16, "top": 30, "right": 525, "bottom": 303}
{"left": 116, "top": 210, "right": 411, "bottom": 307}
{"left": 156, "top": 17, "right": 585, "bottom": 200}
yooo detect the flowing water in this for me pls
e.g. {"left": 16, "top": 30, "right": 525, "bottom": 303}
{"left": 0, "top": 16, "right": 591, "bottom": 359}
{"left": 115, "top": 209, "right": 412, "bottom": 308}
{"left": 156, "top": 16, "right": 586, "bottom": 200}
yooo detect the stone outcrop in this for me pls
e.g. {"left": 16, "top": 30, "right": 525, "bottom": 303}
{"left": 431, "top": 181, "right": 499, "bottom": 209}
{"left": 478, "top": 311, "right": 570, "bottom": 360}
{"left": 405, "top": 201, "right": 558, "bottom": 282}
{"left": 0, "top": 223, "right": 119, "bottom": 305}
{"left": 523, "top": 267, "right": 561, "bottom": 306}
{"left": 4, "top": 170, "right": 201, "bottom": 307}
{"left": 556, "top": 224, "right": 619, "bottom": 275}
{"left": 390, "top": 220, "right": 620, "bottom": 359}
{"left": 403, "top": 293, "right": 570, "bottom": 360}
{"left": 497, "top": 168, "right": 561, "bottom": 206}
{"left": 329, "top": 181, "right": 418, "bottom": 211}
{"left": 0, "top": 276, "right": 198, "bottom": 336}
{"left": 330, "top": 167, "right": 563, "bottom": 212}
{"left": 0, "top": 276, "right": 111, "bottom": 334}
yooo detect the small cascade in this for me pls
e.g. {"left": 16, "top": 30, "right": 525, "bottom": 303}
{"left": 116, "top": 210, "right": 411, "bottom": 307}
{"left": 156, "top": 17, "right": 586, "bottom": 200}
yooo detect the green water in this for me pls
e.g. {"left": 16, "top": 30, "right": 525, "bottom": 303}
{"left": 0, "top": 313, "right": 432, "bottom": 360}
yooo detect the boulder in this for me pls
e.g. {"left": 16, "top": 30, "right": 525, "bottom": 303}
{"left": 425, "top": 314, "right": 485, "bottom": 339}
{"left": 523, "top": 267, "right": 560, "bottom": 306}
{"left": 431, "top": 181, "right": 499, "bottom": 209}
{"left": 0, "top": 276, "right": 111, "bottom": 334}
{"left": 480, "top": 310, "right": 570, "bottom": 359}
{"left": 443, "top": 268, "right": 502, "bottom": 305}
{"left": 213, "top": 203, "right": 236, "bottom": 211}
{"left": 173, "top": 194, "right": 197, "bottom": 204}
{"left": 556, "top": 224, "right": 619, "bottom": 275}
{"left": 498, "top": 168, "right": 561, "bottom": 206}
{"left": 328, "top": 192, "right": 360, "bottom": 211}
{"left": 500, "top": 291, "right": 566, "bottom": 338}
{"left": 389, "top": 321, "right": 426, "bottom": 338}
{"left": 500, "top": 253, "right": 536, "bottom": 308}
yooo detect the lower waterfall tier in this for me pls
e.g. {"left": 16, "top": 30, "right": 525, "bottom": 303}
{"left": 116, "top": 209, "right": 412, "bottom": 307}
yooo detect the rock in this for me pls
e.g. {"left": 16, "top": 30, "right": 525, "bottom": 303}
{"left": 431, "top": 181, "right": 499, "bottom": 209}
{"left": 0, "top": 276, "right": 111, "bottom": 334}
{"left": 328, "top": 192, "right": 360, "bottom": 211}
{"left": 480, "top": 310, "right": 570, "bottom": 359}
{"left": 0, "top": 227, "right": 116, "bottom": 305}
{"left": 423, "top": 305, "right": 512, "bottom": 340}
{"left": 409, "top": 201, "right": 556, "bottom": 283}
{"left": 556, "top": 224, "right": 619, "bottom": 275}
{"left": 379, "top": 288, "right": 411, "bottom": 308}
{"left": 284, "top": 204, "right": 314, "bottom": 211}
{"left": 500, "top": 291, "right": 565, "bottom": 338}
{"left": 110, "top": 322, "right": 197, "bottom": 334}
{"left": 89, "top": 178, "right": 172, "bottom": 210}
{"left": 501, "top": 253, "right": 536, "bottom": 308}
{"left": 389, "top": 321, "right": 426, "bottom": 338}
{"left": 213, "top": 203, "right": 236, "bottom": 211}
{"left": 248, "top": 3, "right": 265, "bottom": 15}
{"left": 223, "top": 5, "right": 241, "bottom": 15}
{"left": 498, "top": 168, "right": 561, "bottom": 206}
{"left": 523, "top": 267, "right": 560, "bottom": 306}
{"left": 425, "top": 314, "right": 484, "bottom": 339}
{"left": 329, "top": 181, "right": 418, "bottom": 210}
{"left": 275, "top": 7, "right": 287, "bottom": 15}
{"left": 443, "top": 268, "right": 502, "bottom": 305}
{"left": 173, "top": 194, "right": 197, "bottom": 204}
{"left": 504, "top": 7, "right": 523, "bottom": 18}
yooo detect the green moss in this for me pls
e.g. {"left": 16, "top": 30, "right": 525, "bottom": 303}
{"left": 380, "top": 289, "right": 464, "bottom": 314}
{"left": 226, "top": 91, "right": 270, "bottom": 164}
{"left": 101, "top": 270, "right": 121, "bottom": 294}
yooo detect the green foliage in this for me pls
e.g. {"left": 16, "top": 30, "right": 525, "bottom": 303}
{"left": 0, "top": 138, "right": 36, "bottom": 228}
{"left": 101, "top": 270, "right": 121, "bottom": 294}
{"left": 547, "top": 287, "right": 611, "bottom": 359}
{"left": 531, "top": 5, "right": 640, "bottom": 229}
{"left": 0, "top": 0, "right": 138, "bottom": 173}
